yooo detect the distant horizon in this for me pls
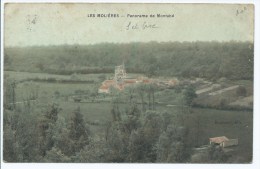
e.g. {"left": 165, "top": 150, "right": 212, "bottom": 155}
{"left": 4, "top": 40, "right": 254, "bottom": 48}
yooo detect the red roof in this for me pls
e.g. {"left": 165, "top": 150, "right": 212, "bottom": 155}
{"left": 117, "top": 84, "right": 125, "bottom": 90}
{"left": 103, "top": 80, "right": 115, "bottom": 85}
{"left": 209, "top": 136, "right": 229, "bottom": 144}
{"left": 143, "top": 79, "right": 150, "bottom": 83}
{"left": 125, "top": 79, "right": 137, "bottom": 83}
{"left": 99, "top": 85, "right": 109, "bottom": 90}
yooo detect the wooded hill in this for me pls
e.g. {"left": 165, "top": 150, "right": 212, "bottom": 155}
{"left": 5, "top": 41, "right": 254, "bottom": 80}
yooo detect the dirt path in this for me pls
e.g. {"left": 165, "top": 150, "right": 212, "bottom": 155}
{"left": 208, "top": 85, "right": 239, "bottom": 96}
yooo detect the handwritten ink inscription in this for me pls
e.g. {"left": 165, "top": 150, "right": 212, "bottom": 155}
{"left": 26, "top": 14, "right": 38, "bottom": 31}
{"left": 236, "top": 6, "right": 247, "bottom": 16}
{"left": 126, "top": 21, "right": 159, "bottom": 30}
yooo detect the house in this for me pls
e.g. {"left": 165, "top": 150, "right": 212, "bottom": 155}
{"left": 124, "top": 79, "right": 137, "bottom": 84}
{"left": 98, "top": 65, "right": 179, "bottom": 94}
{"left": 98, "top": 85, "right": 110, "bottom": 94}
{"left": 98, "top": 80, "right": 116, "bottom": 93}
{"left": 209, "top": 136, "right": 238, "bottom": 148}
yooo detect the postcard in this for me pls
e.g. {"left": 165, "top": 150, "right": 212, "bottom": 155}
{"left": 1, "top": 1, "right": 259, "bottom": 168}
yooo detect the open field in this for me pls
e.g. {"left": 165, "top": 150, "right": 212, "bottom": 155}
{"left": 185, "top": 108, "right": 253, "bottom": 162}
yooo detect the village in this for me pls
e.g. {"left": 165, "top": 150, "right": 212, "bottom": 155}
{"left": 98, "top": 64, "right": 179, "bottom": 94}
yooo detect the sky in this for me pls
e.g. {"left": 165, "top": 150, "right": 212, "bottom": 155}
{"left": 4, "top": 3, "right": 254, "bottom": 47}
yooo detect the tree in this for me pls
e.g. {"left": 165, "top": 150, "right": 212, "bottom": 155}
{"left": 183, "top": 85, "right": 197, "bottom": 106}
{"left": 140, "top": 111, "right": 163, "bottom": 162}
{"left": 75, "top": 138, "right": 107, "bottom": 162}
{"left": 4, "top": 53, "right": 11, "bottom": 65}
{"left": 208, "top": 145, "right": 229, "bottom": 163}
{"left": 38, "top": 103, "right": 61, "bottom": 156}
{"left": 105, "top": 121, "right": 128, "bottom": 162}
{"left": 136, "top": 84, "right": 147, "bottom": 112}
{"left": 4, "top": 79, "right": 16, "bottom": 110}
{"left": 36, "top": 63, "right": 45, "bottom": 71}
{"left": 236, "top": 85, "right": 247, "bottom": 97}
{"left": 156, "top": 132, "right": 170, "bottom": 162}
{"left": 44, "top": 147, "right": 71, "bottom": 162}
{"left": 127, "top": 129, "right": 148, "bottom": 162}
{"left": 13, "top": 109, "right": 41, "bottom": 162}
{"left": 3, "top": 124, "right": 18, "bottom": 162}
{"left": 67, "top": 107, "right": 90, "bottom": 155}
{"left": 156, "top": 125, "right": 191, "bottom": 163}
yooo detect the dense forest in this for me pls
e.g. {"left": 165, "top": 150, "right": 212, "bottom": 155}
{"left": 5, "top": 41, "right": 253, "bottom": 80}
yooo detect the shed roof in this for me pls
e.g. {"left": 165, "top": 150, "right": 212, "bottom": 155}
{"left": 103, "top": 80, "right": 115, "bottom": 85}
{"left": 209, "top": 136, "right": 229, "bottom": 144}
{"left": 125, "top": 79, "right": 137, "bottom": 83}
{"left": 99, "top": 85, "right": 109, "bottom": 90}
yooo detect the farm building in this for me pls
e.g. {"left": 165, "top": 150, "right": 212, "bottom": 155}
{"left": 98, "top": 80, "right": 116, "bottom": 93}
{"left": 98, "top": 64, "right": 146, "bottom": 94}
{"left": 98, "top": 85, "right": 110, "bottom": 94}
{"left": 209, "top": 136, "right": 238, "bottom": 148}
{"left": 98, "top": 64, "right": 179, "bottom": 94}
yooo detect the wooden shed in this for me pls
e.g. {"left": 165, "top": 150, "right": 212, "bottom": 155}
{"left": 209, "top": 136, "right": 238, "bottom": 148}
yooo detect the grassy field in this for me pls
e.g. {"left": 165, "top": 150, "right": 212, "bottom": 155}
{"left": 185, "top": 108, "right": 253, "bottom": 162}
{"left": 5, "top": 70, "right": 111, "bottom": 82}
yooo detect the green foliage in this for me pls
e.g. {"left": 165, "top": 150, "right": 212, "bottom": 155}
{"left": 156, "top": 125, "right": 191, "bottom": 162}
{"left": 183, "top": 85, "right": 197, "bottom": 106}
{"left": 127, "top": 130, "right": 147, "bottom": 162}
{"left": 105, "top": 100, "right": 192, "bottom": 163}
{"left": 5, "top": 41, "right": 253, "bottom": 80}
{"left": 4, "top": 79, "right": 16, "bottom": 110}
{"left": 208, "top": 145, "right": 229, "bottom": 163}
{"left": 3, "top": 125, "right": 18, "bottom": 162}
{"left": 7, "top": 108, "right": 41, "bottom": 162}
{"left": 75, "top": 138, "right": 107, "bottom": 162}
{"left": 44, "top": 103, "right": 61, "bottom": 123}
{"left": 236, "top": 86, "right": 247, "bottom": 97}
{"left": 105, "top": 121, "right": 129, "bottom": 162}
{"left": 66, "top": 107, "right": 90, "bottom": 155}
{"left": 44, "top": 147, "right": 71, "bottom": 162}
{"left": 37, "top": 103, "right": 61, "bottom": 156}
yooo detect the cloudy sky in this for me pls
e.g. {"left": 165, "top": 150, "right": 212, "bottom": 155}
{"left": 4, "top": 3, "right": 254, "bottom": 47}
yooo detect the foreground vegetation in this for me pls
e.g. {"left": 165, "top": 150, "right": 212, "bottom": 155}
{"left": 3, "top": 84, "right": 193, "bottom": 162}
{"left": 3, "top": 76, "right": 253, "bottom": 163}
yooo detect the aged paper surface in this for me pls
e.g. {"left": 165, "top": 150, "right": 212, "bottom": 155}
{"left": 5, "top": 3, "right": 254, "bottom": 46}
{"left": 1, "top": 2, "right": 256, "bottom": 167}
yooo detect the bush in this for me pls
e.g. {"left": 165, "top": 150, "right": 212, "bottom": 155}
{"left": 236, "top": 86, "right": 247, "bottom": 97}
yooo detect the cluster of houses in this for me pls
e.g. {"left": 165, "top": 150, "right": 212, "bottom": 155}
{"left": 98, "top": 64, "right": 178, "bottom": 94}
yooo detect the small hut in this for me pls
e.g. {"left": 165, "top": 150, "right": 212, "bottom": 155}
{"left": 209, "top": 136, "right": 238, "bottom": 148}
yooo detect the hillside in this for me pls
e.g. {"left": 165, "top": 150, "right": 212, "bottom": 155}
{"left": 4, "top": 41, "right": 254, "bottom": 80}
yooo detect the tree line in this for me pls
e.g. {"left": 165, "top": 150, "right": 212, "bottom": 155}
{"left": 5, "top": 41, "right": 253, "bottom": 80}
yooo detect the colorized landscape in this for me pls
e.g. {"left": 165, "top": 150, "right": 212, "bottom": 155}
{"left": 3, "top": 41, "right": 253, "bottom": 163}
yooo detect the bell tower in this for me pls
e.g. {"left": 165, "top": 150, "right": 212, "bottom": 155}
{"left": 114, "top": 63, "right": 126, "bottom": 84}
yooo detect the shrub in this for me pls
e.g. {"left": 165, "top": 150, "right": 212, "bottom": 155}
{"left": 236, "top": 86, "right": 247, "bottom": 97}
